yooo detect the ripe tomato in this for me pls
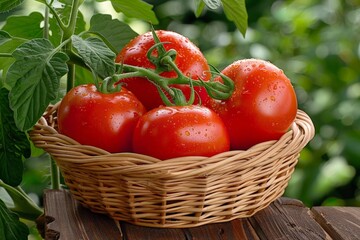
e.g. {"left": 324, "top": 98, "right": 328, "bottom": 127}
{"left": 116, "top": 30, "right": 211, "bottom": 110}
{"left": 132, "top": 105, "right": 230, "bottom": 160}
{"left": 58, "top": 84, "right": 146, "bottom": 153}
{"left": 207, "top": 59, "right": 298, "bottom": 150}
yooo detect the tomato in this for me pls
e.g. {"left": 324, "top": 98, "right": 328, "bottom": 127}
{"left": 116, "top": 30, "right": 211, "bottom": 110}
{"left": 58, "top": 84, "right": 146, "bottom": 153}
{"left": 132, "top": 105, "right": 230, "bottom": 160}
{"left": 207, "top": 59, "right": 298, "bottom": 150}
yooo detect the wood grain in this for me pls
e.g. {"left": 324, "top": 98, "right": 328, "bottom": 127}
{"left": 248, "top": 197, "right": 332, "bottom": 240}
{"left": 43, "top": 189, "right": 122, "bottom": 240}
{"left": 312, "top": 206, "right": 360, "bottom": 240}
{"left": 41, "top": 190, "right": 360, "bottom": 240}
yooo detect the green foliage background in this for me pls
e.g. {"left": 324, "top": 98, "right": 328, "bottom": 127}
{"left": 1, "top": 0, "right": 359, "bottom": 220}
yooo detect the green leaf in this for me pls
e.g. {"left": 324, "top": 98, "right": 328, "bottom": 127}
{"left": 7, "top": 39, "right": 69, "bottom": 131}
{"left": 74, "top": 66, "right": 96, "bottom": 86}
{"left": 0, "top": 182, "right": 43, "bottom": 220}
{"left": 0, "top": 199, "right": 29, "bottom": 240}
{"left": 71, "top": 35, "right": 116, "bottom": 79}
{"left": 110, "top": 0, "right": 159, "bottom": 24}
{"left": 89, "top": 14, "right": 138, "bottom": 54}
{"left": 222, "top": 0, "right": 248, "bottom": 36}
{"left": 194, "top": 0, "right": 206, "bottom": 17}
{"left": 0, "top": 31, "right": 12, "bottom": 46}
{"left": 0, "top": 88, "right": 30, "bottom": 187}
{"left": 1, "top": 12, "right": 44, "bottom": 40}
{"left": 0, "top": 39, "right": 25, "bottom": 88}
{"left": 0, "top": 0, "right": 24, "bottom": 13}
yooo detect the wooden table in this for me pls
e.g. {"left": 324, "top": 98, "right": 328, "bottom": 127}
{"left": 38, "top": 189, "right": 360, "bottom": 240}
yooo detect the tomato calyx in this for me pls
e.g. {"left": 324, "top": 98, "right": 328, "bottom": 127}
{"left": 99, "top": 29, "right": 235, "bottom": 106}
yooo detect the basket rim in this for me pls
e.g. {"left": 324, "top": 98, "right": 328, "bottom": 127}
{"left": 30, "top": 107, "right": 315, "bottom": 176}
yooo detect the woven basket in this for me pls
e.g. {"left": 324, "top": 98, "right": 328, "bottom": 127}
{"left": 29, "top": 102, "right": 315, "bottom": 228}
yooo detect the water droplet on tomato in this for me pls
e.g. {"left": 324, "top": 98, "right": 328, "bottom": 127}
{"left": 185, "top": 131, "right": 190, "bottom": 136}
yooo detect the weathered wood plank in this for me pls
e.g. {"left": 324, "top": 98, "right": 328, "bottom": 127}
{"left": 121, "top": 218, "right": 260, "bottom": 240}
{"left": 43, "top": 190, "right": 360, "bottom": 240}
{"left": 249, "top": 197, "right": 332, "bottom": 240}
{"left": 184, "top": 219, "right": 260, "bottom": 240}
{"left": 312, "top": 206, "right": 360, "bottom": 240}
{"left": 43, "top": 189, "right": 123, "bottom": 240}
{"left": 121, "top": 222, "right": 185, "bottom": 240}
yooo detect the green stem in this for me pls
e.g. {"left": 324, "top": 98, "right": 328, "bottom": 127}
{"left": 63, "top": 0, "right": 81, "bottom": 41}
{"left": 43, "top": 5, "right": 50, "bottom": 39}
{"left": 67, "top": 62, "right": 76, "bottom": 92}
{"left": 50, "top": 157, "right": 61, "bottom": 189}
{"left": 44, "top": 0, "right": 67, "bottom": 32}
{"left": 120, "top": 64, "right": 203, "bottom": 87}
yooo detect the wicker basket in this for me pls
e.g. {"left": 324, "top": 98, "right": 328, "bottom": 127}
{"left": 29, "top": 102, "right": 315, "bottom": 228}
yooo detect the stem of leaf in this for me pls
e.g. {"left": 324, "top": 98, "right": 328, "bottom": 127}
{"left": 50, "top": 157, "right": 61, "bottom": 189}
{"left": 62, "top": 0, "right": 82, "bottom": 91}
{"left": 67, "top": 63, "right": 76, "bottom": 92}
{"left": 43, "top": 5, "right": 50, "bottom": 39}
{"left": 63, "top": 0, "right": 81, "bottom": 41}
{"left": 44, "top": 0, "right": 66, "bottom": 32}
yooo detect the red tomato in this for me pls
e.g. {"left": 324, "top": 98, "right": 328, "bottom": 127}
{"left": 207, "top": 59, "right": 298, "bottom": 150}
{"left": 116, "top": 30, "right": 211, "bottom": 110}
{"left": 58, "top": 84, "right": 146, "bottom": 153}
{"left": 132, "top": 105, "right": 230, "bottom": 160}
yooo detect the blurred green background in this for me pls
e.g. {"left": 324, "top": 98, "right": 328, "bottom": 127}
{"left": 3, "top": 0, "right": 359, "bottom": 213}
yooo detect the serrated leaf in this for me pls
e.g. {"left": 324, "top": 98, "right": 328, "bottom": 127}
{"left": 7, "top": 39, "right": 69, "bottom": 131}
{"left": 222, "top": 0, "right": 248, "bottom": 37}
{"left": 1, "top": 12, "right": 44, "bottom": 40}
{"left": 89, "top": 14, "right": 138, "bottom": 54}
{"left": 0, "top": 199, "right": 29, "bottom": 240}
{"left": 110, "top": 0, "right": 158, "bottom": 24}
{"left": 0, "top": 88, "right": 30, "bottom": 187}
{"left": 0, "top": 0, "right": 24, "bottom": 13}
{"left": 71, "top": 35, "right": 116, "bottom": 79}
{"left": 0, "top": 39, "right": 26, "bottom": 88}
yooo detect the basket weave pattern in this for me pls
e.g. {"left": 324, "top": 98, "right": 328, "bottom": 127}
{"left": 29, "top": 103, "right": 315, "bottom": 228}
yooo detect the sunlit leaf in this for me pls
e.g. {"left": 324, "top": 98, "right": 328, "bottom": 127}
{"left": 7, "top": 39, "right": 69, "bottom": 131}
{"left": 110, "top": 0, "right": 158, "bottom": 24}
{"left": 194, "top": 0, "right": 206, "bottom": 17}
{"left": 222, "top": 0, "right": 248, "bottom": 37}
